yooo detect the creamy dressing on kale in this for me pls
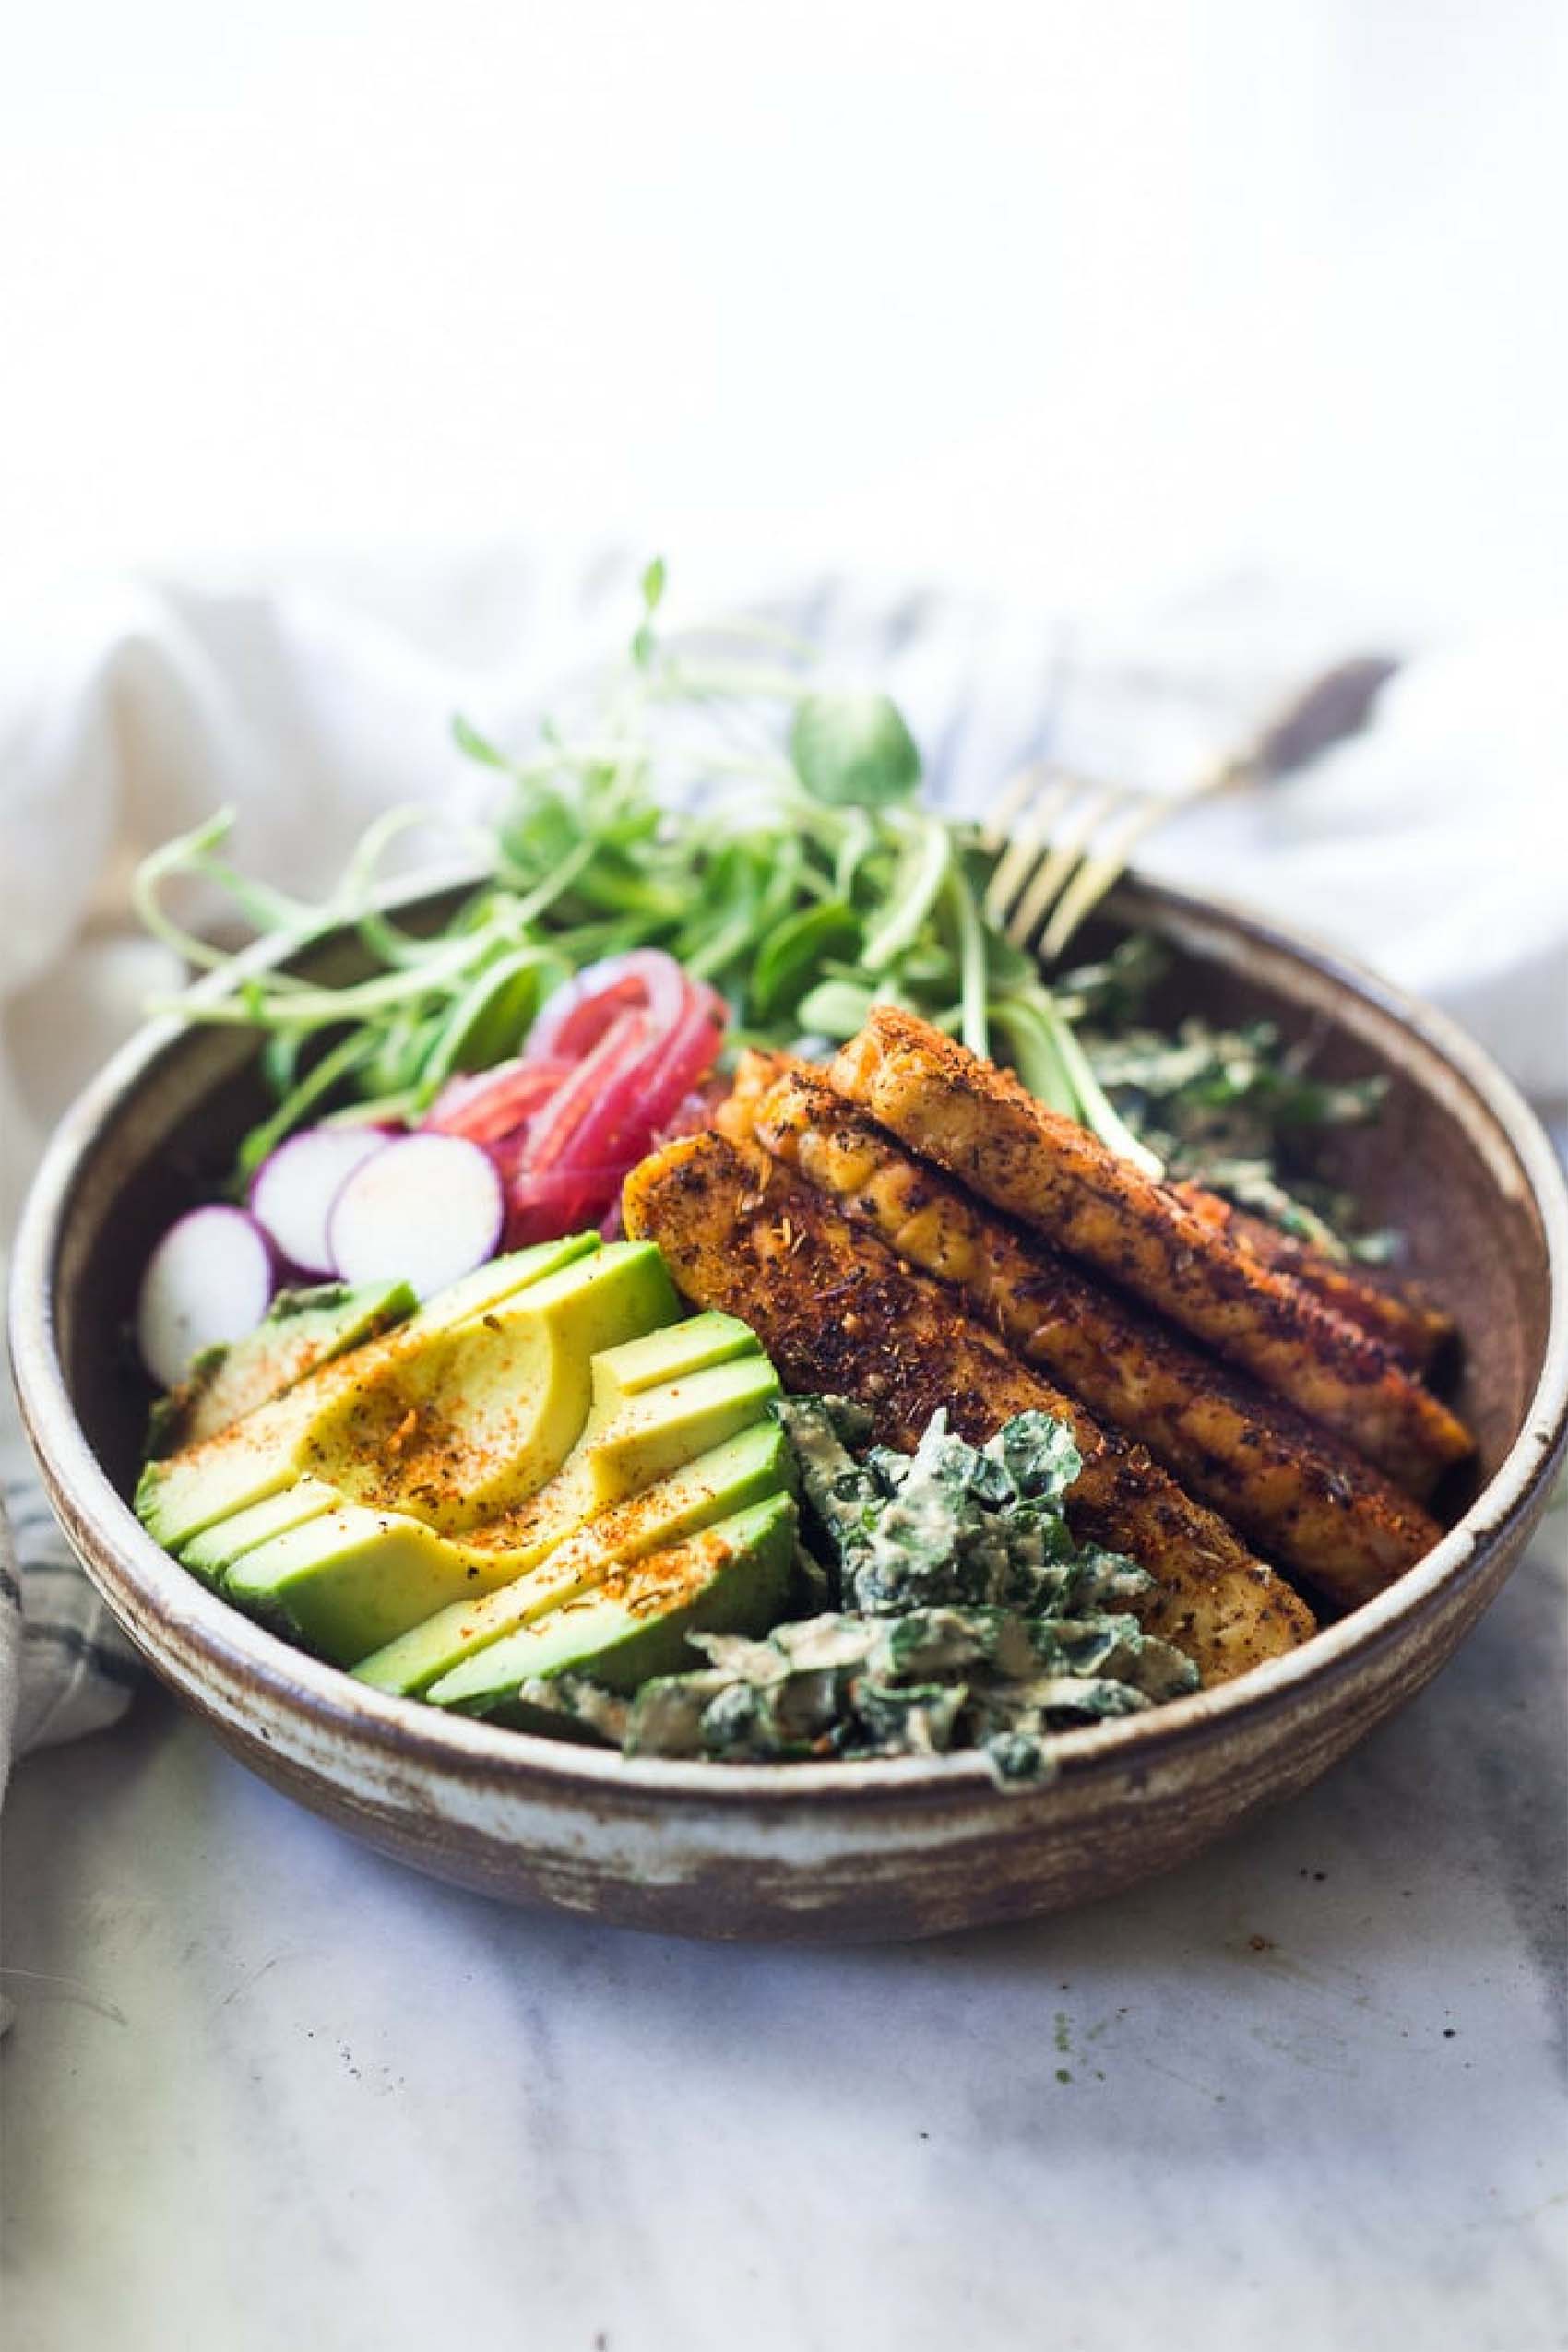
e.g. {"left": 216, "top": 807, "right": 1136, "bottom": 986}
{"left": 1063, "top": 935, "right": 1392, "bottom": 1261}
{"left": 523, "top": 1396, "right": 1197, "bottom": 1788}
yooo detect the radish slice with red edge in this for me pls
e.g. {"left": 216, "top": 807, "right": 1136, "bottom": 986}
{"left": 250, "top": 1124, "right": 393, "bottom": 1276}
{"left": 327, "top": 1134, "right": 505, "bottom": 1301}
{"left": 136, "top": 1206, "right": 278, "bottom": 1390}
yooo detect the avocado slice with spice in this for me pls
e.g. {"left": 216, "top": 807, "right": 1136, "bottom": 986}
{"left": 225, "top": 1492, "right": 520, "bottom": 1662}
{"left": 398, "top": 1231, "right": 600, "bottom": 1335}
{"left": 137, "top": 1237, "right": 673, "bottom": 1551}
{"left": 461, "top": 1311, "right": 777, "bottom": 1562}
{"left": 212, "top": 1325, "right": 776, "bottom": 1651}
{"left": 352, "top": 1417, "right": 793, "bottom": 1696}
{"left": 179, "top": 1478, "right": 346, "bottom": 1587}
{"left": 225, "top": 1364, "right": 788, "bottom": 1669}
{"left": 424, "top": 1491, "right": 797, "bottom": 1723}
{"left": 147, "top": 1279, "right": 419, "bottom": 1458}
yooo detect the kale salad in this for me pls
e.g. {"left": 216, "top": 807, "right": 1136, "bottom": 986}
{"left": 522, "top": 1400, "right": 1197, "bottom": 1786}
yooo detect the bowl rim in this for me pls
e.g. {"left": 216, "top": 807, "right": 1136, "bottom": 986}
{"left": 9, "top": 871, "right": 1568, "bottom": 1812}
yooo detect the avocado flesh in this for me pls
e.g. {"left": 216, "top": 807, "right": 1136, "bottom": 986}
{"left": 138, "top": 1234, "right": 598, "bottom": 1549}
{"left": 581, "top": 1311, "right": 759, "bottom": 1396}
{"left": 352, "top": 1418, "right": 792, "bottom": 1696}
{"left": 225, "top": 1497, "right": 522, "bottom": 1662}
{"left": 137, "top": 1237, "right": 672, "bottom": 1551}
{"left": 148, "top": 1278, "right": 419, "bottom": 1457}
{"left": 304, "top": 1241, "right": 683, "bottom": 1534}
{"left": 425, "top": 1492, "right": 796, "bottom": 1722}
{"left": 401, "top": 1232, "right": 600, "bottom": 1334}
{"left": 179, "top": 1478, "right": 344, "bottom": 1587}
{"left": 467, "top": 1315, "right": 775, "bottom": 1562}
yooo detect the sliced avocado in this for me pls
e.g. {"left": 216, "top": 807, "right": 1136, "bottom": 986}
{"left": 472, "top": 1314, "right": 774, "bottom": 1562}
{"left": 401, "top": 1233, "right": 600, "bottom": 1334}
{"left": 214, "top": 1341, "right": 774, "bottom": 1644}
{"left": 353, "top": 1418, "right": 793, "bottom": 1696}
{"left": 328, "top": 1241, "right": 683, "bottom": 1533}
{"left": 425, "top": 1491, "right": 796, "bottom": 1723}
{"left": 179, "top": 1478, "right": 344, "bottom": 1587}
{"left": 225, "top": 1497, "right": 514, "bottom": 1662}
{"left": 137, "top": 1236, "right": 671, "bottom": 1551}
{"left": 148, "top": 1279, "right": 419, "bottom": 1458}
{"left": 581, "top": 1311, "right": 759, "bottom": 1396}
{"left": 138, "top": 1233, "right": 599, "bottom": 1547}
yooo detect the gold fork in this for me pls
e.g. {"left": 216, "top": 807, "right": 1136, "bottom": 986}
{"left": 980, "top": 656, "right": 1398, "bottom": 968}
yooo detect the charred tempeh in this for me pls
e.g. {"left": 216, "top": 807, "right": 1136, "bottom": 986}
{"left": 731, "top": 1053, "right": 1441, "bottom": 1611}
{"left": 623, "top": 1131, "right": 1315, "bottom": 1682}
{"left": 830, "top": 1009, "right": 1472, "bottom": 1498}
{"left": 1170, "top": 1183, "right": 1453, "bottom": 1374}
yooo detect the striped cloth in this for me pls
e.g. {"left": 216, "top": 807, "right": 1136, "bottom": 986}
{"left": 0, "top": 1404, "right": 137, "bottom": 2029}
{"left": 2, "top": 550, "right": 1562, "bottom": 1836}
{"left": 0, "top": 1405, "right": 139, "bottom": 1769}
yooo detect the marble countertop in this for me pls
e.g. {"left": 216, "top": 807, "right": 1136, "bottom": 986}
{"left": 4, "top": 1515, "right": 1563, "bottom": 2351}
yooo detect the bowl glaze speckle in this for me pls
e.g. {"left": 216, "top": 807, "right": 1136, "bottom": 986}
{"left": 9, "top": 876, "right": 1567, "bottom": 1941}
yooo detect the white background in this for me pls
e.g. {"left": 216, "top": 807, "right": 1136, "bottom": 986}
{"left": 3, "top": 0, "right": 1565, "bottom": 627}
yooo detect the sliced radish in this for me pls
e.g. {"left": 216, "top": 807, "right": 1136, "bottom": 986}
{"left": 250, "top": 1125, "right": 392, "bottom": 1276}
{"left": 326, "top": 1134, "right": 505, "bottom": 1301}
{"left": 137, "top": 1206, "right": 278, "bottom": 1389}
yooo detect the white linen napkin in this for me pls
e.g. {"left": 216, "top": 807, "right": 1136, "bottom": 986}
{"left": 3, "top": 550, "right": 1563, "bottom": 1814}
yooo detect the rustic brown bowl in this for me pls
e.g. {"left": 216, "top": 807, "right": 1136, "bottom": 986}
{"left": 9, "top": 876, "right": 1567, "bottom": 1941}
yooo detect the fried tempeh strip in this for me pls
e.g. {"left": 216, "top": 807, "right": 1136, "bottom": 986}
{"left": 624, "top": 1131, "right": 1315, "bottom": 1682}
{"left": 731, "top": 1054, "right": 1440, "bottom": 1610}
{"left": 1170, "top": 1183, "right": 1454, "bottom": 1373}
{"left": 830, "top": 1009, "right": 1472, "bottom": 1498}
{"left": 735, "top": 1045, "right": 1452, "bottom": 1377}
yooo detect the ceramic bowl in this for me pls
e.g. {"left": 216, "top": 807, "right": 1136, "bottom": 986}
{"left": 9, "top": 876, "right": 1567, "bottom": 1941}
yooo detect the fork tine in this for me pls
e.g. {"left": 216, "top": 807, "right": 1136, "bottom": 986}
{"left": 1005, "top": 780, "right": 1134, "bottom": 949}
{"left": 980, "top": 761, "right": 1051, "bottom": 853}
{"left": 1038, "top": 755, "right": 1240, "bottom": 964}
{"left": 982, "top": 770, "right": 1076, "bottom": 930}
{"left": 1037, "top": 792, "right": 1172, "bottom": 964}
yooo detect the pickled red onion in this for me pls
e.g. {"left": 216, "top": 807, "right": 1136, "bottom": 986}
{"left": 524, "top": 950, "right": 688, "bottom": 1063}
{"left": 420, "top": 949, "right": 725, "bottom": 1247}
{"left": 424, "top": 1056, "right": 575, "bottom": 1146}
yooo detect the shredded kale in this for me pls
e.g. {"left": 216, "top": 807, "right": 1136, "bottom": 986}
{"left": 1060, "top": 936, "right": 1394, "bottom": 1261}
{"left": 520, "top": 1399, "right": 1197, "bottom": 1788}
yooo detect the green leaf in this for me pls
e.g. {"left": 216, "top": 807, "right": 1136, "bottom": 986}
{"left": 988, "top": 1412, "right": 1082, "bottom": 1505}
{"left": 750, "top": 901, "right": 862, "bottom": 1019}
{"left": 861, "top": 814, "right": 952, "bottom": 972}
{"left": 795, "top": 979, "right": 878, "bottom": 1039}
{"left": 790, "top": 691, "right": 921, "bottom": 807}
{"left": 452, "top": 712, "right": 508, "bottom": 768}
{"left": 633, "top": 556, "right": 668, "bottom": 667}
{"left": 417, "top": 945, "right": 565, "bottom": 1087}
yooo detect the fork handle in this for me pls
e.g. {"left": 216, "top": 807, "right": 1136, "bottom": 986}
{"left": 1233, "top": 654, "right": 1401, "bottom": 787}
